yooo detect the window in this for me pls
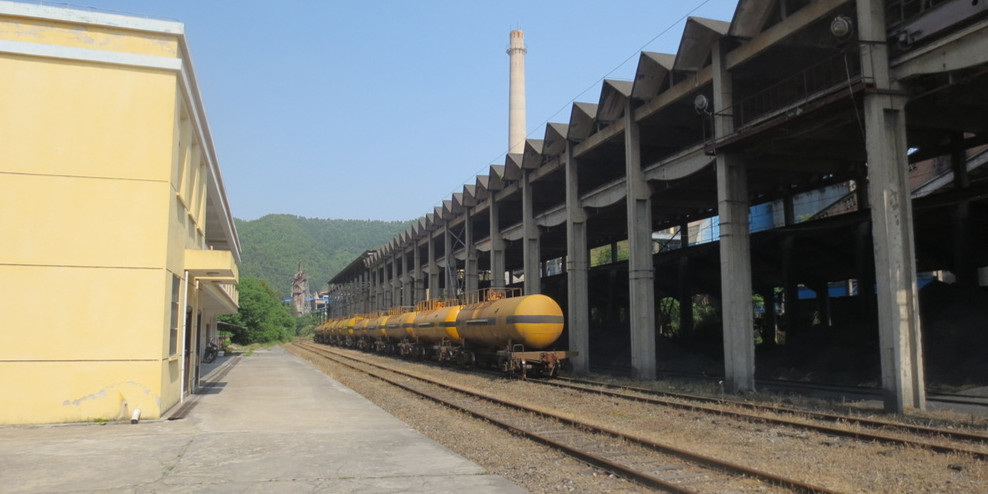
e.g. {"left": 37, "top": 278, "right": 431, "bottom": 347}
{"left": 169, "top": 276, "right": 181, "bottom": 355}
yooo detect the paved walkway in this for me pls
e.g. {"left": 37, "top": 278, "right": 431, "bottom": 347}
{"left": 0, "top": 346, "right": 525, "bottom": 493}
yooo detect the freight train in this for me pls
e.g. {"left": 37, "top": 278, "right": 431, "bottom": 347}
{"left": 314, "top": 288, "right": 575, "bottom": 377}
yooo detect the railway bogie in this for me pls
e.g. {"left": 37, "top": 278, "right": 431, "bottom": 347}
{"left": 318, "top": 290, "right": 575, "bottom": 377}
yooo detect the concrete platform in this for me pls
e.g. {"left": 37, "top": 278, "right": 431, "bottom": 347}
{"left": 0, "top": 346, "right": 526, "bottom": 493}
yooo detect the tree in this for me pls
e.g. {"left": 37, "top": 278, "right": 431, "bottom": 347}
{"left": 219, "top": 278, "right": 294, "bottom": 344}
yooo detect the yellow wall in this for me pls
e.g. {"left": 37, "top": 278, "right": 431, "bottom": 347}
{"left": 0, "top": 6, "right": 237, "bottom": 424}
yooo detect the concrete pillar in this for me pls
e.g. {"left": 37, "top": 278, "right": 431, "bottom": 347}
{"left": 950, "top": 133, "right": 976, "bottom": 287}
{"left": 858, "top": 0, "right": 926, "bottom": 413}
{"left": 377, "top": 265, "right": 386, "bottom": 310}
{"left": 490, "top": 201, "right": 506, "bottom": 289}
{"left": 413, "top": 241, "right": 424, "bottom": 304}
{"left": 390, "top": 256, "right": 399, "bottom": 309}
{"left": 444, "top": 223, "right": 457, "bottom": 299}
{"left": 465, "top": 210, "right": 479, "bottom": 294}
{"left": 522, "top": 169, "right": 541, "bottom": 295}
{"left": 713, "top": 40, "right": 755, "bottom": 392}
{"left": 760, "top": 285, "right": 778, "bottom": 345}
{"left": 565, "top": 141, "right": 590, "bottom": 373}
{"left": 360, "top": 271, "right": 373, "bottom": 312}
{"left": 678, "top": 256, "right": 694, "bottom": 335}
{"left": 624, "top": 100, "right": 657, "bottom": 380}
{"left": 428, "top": 234, "right": 439, "bottom": 300}
{"left": 783, "top": 194, "right": 795, "bottom": 226}
{"left": 402, "top": 248, "right": 411, "bottom": 306}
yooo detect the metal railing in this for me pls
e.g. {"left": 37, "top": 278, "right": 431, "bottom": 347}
{"left": 718, "top": 52, "right": 862, "bottom": 130}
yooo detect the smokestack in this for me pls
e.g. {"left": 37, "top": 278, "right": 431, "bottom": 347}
{"left": 507, "top": 29, "right": 527, "bottom": 155}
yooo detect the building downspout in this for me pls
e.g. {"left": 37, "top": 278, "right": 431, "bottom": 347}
{"left": 179, "top": 270, "right": 190, "bottom": 403}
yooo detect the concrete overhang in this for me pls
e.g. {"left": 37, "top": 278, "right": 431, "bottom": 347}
{"left": 535, "top": 204, "right": 567, "bottom": 228}
{"left": 502, "top": 222, "right": 524, "bottom": 241}
{"left": 488, "top": 165, "right": 507, "bottom": 190}
{"left": 475, "top": 237, "right": 492, "bottom": 252}
{"left": 632, "top": 52, "right": 675, "bottom": 101}
{"left": 891, "top": 16, "right": 988, "bottom": 80}
{"left": 543, "top": 122, "right": 569, "bottom": 156}
{"left": 568, "top": 102, "right": 598, "bottom": 142}
{"left": 445, "top": 197, "right": 461, "bottom": 216}
{"left": 185, "top": 249, "right": 238, "bottom": 279}
{"left": 643, "top": 144, "right": 715, "bottom": 182}
{"left": 522, "top": 139, "right": 544, "bottom": 169}
{"left": 729, "top": 0, "right": 773, "bottom": 39}
{"left": 452, "top": 192, "right": 467, "bottom": 210}
{"left": 582, "top": 178, "right": 627, "bottom": 209}
{"left": 474, "top": 175, "right": 491, "bottom": 201}
{"left": 674, "top": 17, "right": 730, "bottom": 72}
{"left": 504, "top": 153, "right": 524, "bottom": 180}
{"left": 598, "top": 79, "right": 633, "bottom": 123}
{"left": 462, "top": 184, "right": 478, "bottom": 207}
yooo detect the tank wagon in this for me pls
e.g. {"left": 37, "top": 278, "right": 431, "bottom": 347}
{"left": 313, "top": 288, "right": 575, "bottom": 377}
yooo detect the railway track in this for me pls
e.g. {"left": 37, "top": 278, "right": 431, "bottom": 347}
{"left": 539, "top": 376, "right": 988, "bottom": 460}
{"left": 292, "top": 342, "right": 839, "bottom": 493}
{"left": 651, "top": 370, "right": 988, "bottom": 411}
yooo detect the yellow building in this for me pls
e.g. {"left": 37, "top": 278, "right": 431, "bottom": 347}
{"left": 0, "top": 1, "right": 240, "bottom": 424}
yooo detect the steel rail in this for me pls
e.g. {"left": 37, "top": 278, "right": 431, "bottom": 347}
{"left": 293, "top": 342, "right": 841, "bottom": 494}
{"left": 547, "top": 377, "right": 988, "bottom": 460}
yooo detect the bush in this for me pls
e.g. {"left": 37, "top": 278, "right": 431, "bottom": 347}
{"left": 219, "top": 278, "right": 295, "bottom": 344}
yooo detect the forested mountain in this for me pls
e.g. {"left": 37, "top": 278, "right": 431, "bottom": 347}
{"left": 234, "top": 215, "right": 412, "bottom": 297}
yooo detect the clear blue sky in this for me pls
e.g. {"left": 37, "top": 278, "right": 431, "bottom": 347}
{"left": 43, "top": 0, "right": 739, "bottom": 221}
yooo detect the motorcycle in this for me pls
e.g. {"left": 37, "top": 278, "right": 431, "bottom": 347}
{"left": 203, "top": 341, "right": 219, "bottom": 363}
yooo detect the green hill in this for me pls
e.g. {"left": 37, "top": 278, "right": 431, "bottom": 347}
{"left": 234, "top": 214, "right": 412, "bottom": 297}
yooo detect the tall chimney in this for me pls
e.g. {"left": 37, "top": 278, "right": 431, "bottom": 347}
{"left": 507, "top": 29, "right": 527, "bottom": 155}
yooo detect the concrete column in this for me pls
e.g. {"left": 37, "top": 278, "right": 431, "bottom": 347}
{"left": 858, "top": 0, "right": 926, "bottom": 413}
{"left": 465, "top": 210, "right": 479, "bottom": 294}
{"left": 678, "top": 256, "right": 693, "bottom": 335}
{"left": 522, "top": 169, "right": 541, "bottom": 295}
{"left": 444, "top": 223, "right": 456, "bottom": 299}
{"left": 366, "top": 271, "right": 374, "bottom": 313}
{"left": 855, "top": 221, "right": 876, "bottom": 319}
{"left": 393, "top": 253, "right": 401, "bottom": 308}
{"left": 624, "top": 100, "right": 657, "bottom": 380}
{"left": 413, "top": 241, "right": 424, "bottom": 304}
{"left": 402, "top": 248, "right": 411, "bottom": 306}
{"left": 950, "top": 133, "right": 976, "bottom": 287}
{"left": 377, "top": 265, "right": 386, "bottom": 310}
{"left": 388, "top": 256, "right": 397, "bottom": 309}
{"left": 428, "top": 234, "right": 439, "bottom": 300}
{"left": 783, "top": 195, "right": 795, "bottom": 226}
{"left": 713, "top": 40, "right": 755, "bottom": 392}
{"left": 490, "top": 201, "right": 506, "bottom": 288}
{"left": 565, "top": 141, "right": 590, "bottom": 373}
{"left": 760, "top": 285, "right": 777, "bottom": 345}
{"left": 360, "top": 271, "right": 373, "bottom": 312}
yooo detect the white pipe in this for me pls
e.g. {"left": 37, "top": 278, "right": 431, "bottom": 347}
{"left": 179, "top": 270, "right": 189, "bottom": 402}
{"left": 130, "top": 408, "right": 141, "bottom": 424}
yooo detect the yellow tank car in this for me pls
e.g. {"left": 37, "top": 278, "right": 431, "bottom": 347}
{"left": 372, "top": 312, "right": 391, "bottom": 340}
{"left": 456, "top": 293, "right": 564, "bottom": 350}
{"left": 411, "top": 299, "right": 462, "bottom": 344}
{"left": 384, "top": 309, "right": 415, "bottom": 341}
